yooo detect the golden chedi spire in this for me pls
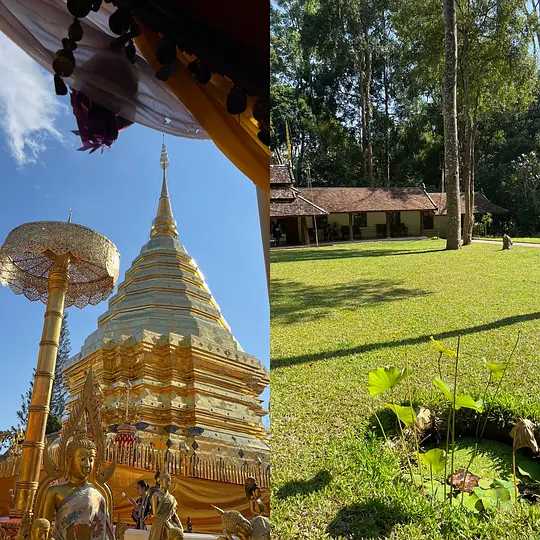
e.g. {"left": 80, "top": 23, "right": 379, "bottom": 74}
{"left": 151, "top": 142, "right": 178, "bottom": 239}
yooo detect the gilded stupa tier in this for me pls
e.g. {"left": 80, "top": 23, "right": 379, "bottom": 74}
{"left": 64, "top": 144, "right": 269, "bottom": 460}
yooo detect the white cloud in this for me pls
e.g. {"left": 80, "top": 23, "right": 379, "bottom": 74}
{"left": 0, "top": 33, "right": 63, "bottom": 165}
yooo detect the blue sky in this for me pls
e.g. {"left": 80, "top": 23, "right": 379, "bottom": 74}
{"left": 0, "top": 42, "right": 269, "bottom": 429}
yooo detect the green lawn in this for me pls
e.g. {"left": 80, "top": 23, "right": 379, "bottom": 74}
{"left": 475, "top": 236, "right": 540, "bottom": 244}
{"left": 271, "top": 239, "right": 540, "bottom": 539}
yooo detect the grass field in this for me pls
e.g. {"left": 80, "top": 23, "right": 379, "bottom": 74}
{"left": 271, "top": 239, "right": 540, "bottom": 539}
{"left": 475, "top": 236, "right": 540, "bottom": 244}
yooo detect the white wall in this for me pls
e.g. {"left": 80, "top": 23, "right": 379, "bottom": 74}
{"left": 401, "top": 211, "right": 421, "bottom": 235}
{"left": 328, "top": 213, "right": 350, "bottom": 227}
{"left": 367, "top": 212, "right": 387, "bottom": 226}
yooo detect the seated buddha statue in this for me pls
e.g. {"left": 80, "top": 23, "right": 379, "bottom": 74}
{"left": 41, "top": 435, "right": 114, "bottom": 540}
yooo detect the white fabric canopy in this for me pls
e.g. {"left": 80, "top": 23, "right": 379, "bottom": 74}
{"left": 0, "top": 0, "right": 206, "bottom": 139}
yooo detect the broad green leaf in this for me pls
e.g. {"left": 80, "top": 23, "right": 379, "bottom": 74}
{"left": 455, "top": 394, "right": 484, "bottom": 412}
{"left": 484, "top": 359, "right": 505, "bottom": 381}
{"left": 368, "top": 367, "right": 407, "bottom": 396}
{"left": 492, "top": 479, "right": 516, "bottom": 502}
{"left": 432, "top": 377, "right": 453, "bottom": 401}
{"left": 430, "top": 336, "right": 457, "bottom": 358}
{"left": 478, "top": 477, "right": 492, "bottom": 489}
{"left": 385, "top": 403, "right": 416, "bottom": 426}
{"left": 473, "top": 487, "right": 499, "bottom": 510}
{"left": 418, "top": 448, "right": 447, "bottom": 474}
{"left": 462, "top": 492, "right": 482, "bottom": 513}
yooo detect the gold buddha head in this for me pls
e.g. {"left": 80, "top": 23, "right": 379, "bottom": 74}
{"left": 66, "top": 436, "right": 97, "bottom": 481}
{"left": 158, "top": 471, "right": 172, "bottom": 491}
{"left": 31, "top": 518, "right": 50, "bottom": 540}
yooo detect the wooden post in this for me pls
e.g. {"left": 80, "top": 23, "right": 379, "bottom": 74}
{"left": 349, "top": 213, "right": 353, "bottom": 241}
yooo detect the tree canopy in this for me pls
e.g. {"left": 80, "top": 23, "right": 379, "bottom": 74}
{"left": 271, "top": 0, "right": 540, "bottom": 233}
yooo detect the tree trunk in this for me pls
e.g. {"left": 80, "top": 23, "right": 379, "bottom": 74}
{"left": 462, "top": 119, "right": 473, "bottom": 245}
{"left": 383, "top": 54, "right": 390, "bottom": 187}
{"left": 442, "top": 0, "right": 461, "bottom": 249}
{"left": 362, "top": 48, "right": 374, "bottom": 184}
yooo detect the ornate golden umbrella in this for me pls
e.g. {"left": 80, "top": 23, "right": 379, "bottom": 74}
{"left": 0, "top": 221, "right": 119, "bottom": 517}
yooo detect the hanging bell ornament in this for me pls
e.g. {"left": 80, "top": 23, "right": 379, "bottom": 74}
{"left": 226, "top": 86, "right": 247, "bottom": 115}
{"left": 54, "top": 74, "right": 68, "bottom": 96}
{"left": 109, "top": 8, "right": 132, "bottom": 35}
{"left": 68, "top": 19, "right": 83, "bottom": 42}
{"left": 53, "top": 49, "right": 75, "bottom": 77}
{"left": 67, "top": 0, "right": 93, "bottom": 19}
{"left": 62, "top": 38, "right": 77, "bottom": 52}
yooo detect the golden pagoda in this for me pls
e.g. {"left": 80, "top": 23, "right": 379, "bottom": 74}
{"left": 0, "top": 145, "right": 270, "bottom": 532}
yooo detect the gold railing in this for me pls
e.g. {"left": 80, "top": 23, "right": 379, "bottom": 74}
{"left": 0, "top": 440, "right": 270, "bottom": 488}
{"left": 105, "top": 440, "right": 270, "bottom": 488}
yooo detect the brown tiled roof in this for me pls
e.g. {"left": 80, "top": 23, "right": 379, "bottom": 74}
{"left": 429, "top": 192, "right": 508, "bottom": 215}
{"left": 270, "top": 164, "right": 293, "bottom": 185}
{"left": 270, "top": 194, "right": 327, "bottom": 217}
{"left": 297, "top": 187, "right": 437, "bottom": 213}
{"left": 271, "top": 188, "right": 296, "bottom": 201}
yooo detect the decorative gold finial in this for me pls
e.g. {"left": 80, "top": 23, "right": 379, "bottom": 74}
{"left": 160, "top": 139, "right": 169, "bottom": 172}
{"left": 151, "top": 140, "right": 178, "bottom": 239}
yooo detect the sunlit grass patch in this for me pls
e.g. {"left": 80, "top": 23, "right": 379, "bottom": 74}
{"left": 271, "top": 239, "right": 540, "bottom": 539}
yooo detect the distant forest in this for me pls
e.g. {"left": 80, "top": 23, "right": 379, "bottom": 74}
{"left": 271, "top": 0, "right": 540, "bottom": 233}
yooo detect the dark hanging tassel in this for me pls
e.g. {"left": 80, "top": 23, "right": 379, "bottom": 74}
{"left": 156, "top": 63, "right": 176, "bottom": 81}
{"left": 257, "top": 128, "right": 270, "bottom": 146}
{"left": 54, "top": 74, "right": 68, "bottom": 96}
{"left": 227, "top": 86, "right": 247, "bottom": 115}
{"left": 155, "top": 36, "right": 177, "bottom": 66}
{"left": 125, "top": 40, "right": 136, "bottom": 64}
{"left": 91, "top": 0, "right": 102, "bottom": 11}
{"left": 188, "top": 60, "right": 211, "bottom": 84}
{"left": 253, "top": 98, "right": 269, "bottom": 124}
{"left": 67, "top": 0, "right": 92, "bottom": 18}
{"left": 68, "top": 18, "right": 83, "bottom": 42}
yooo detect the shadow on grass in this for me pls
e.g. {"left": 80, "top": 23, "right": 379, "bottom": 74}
{"left": 272, "top": 278, "right": 431, "bottom": 324}
{"left": 275, "top": 470, "right": 332, "bottom": 500}
{"left": 271, "top": 246, "right": 445, "bottom": 264}
{"left": 327, "top": 500, "right": 411, "bottom": 539}
{"left": 272, "top": 311, "right": 540, "bottom": 369}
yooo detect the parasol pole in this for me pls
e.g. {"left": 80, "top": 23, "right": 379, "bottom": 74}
{"left": 12, "top": 255, "right": 69, "bottom": 516}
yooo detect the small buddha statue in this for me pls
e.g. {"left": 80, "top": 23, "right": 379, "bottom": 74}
{"left": 30, "top": 519, "right": 51, "bottom": 540}
{"left": 41, "top": 436, "right": 114, "bottom": 540}
{"left": 148, "top": 472, "right": 183, "bottom": 540}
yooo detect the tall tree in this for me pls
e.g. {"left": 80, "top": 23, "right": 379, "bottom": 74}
{"left": 16, "top": 374, "right": 33, "bottom": 430}
{"left": 442, "top": 0, "right": 461, "bottom": 249}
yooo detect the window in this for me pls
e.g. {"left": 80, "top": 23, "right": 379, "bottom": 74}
{"left": 423, "top": 211, "right": 434, "bottom": 230}
{"left": 353, "top": 212, "right": 367, "bottom": 228}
